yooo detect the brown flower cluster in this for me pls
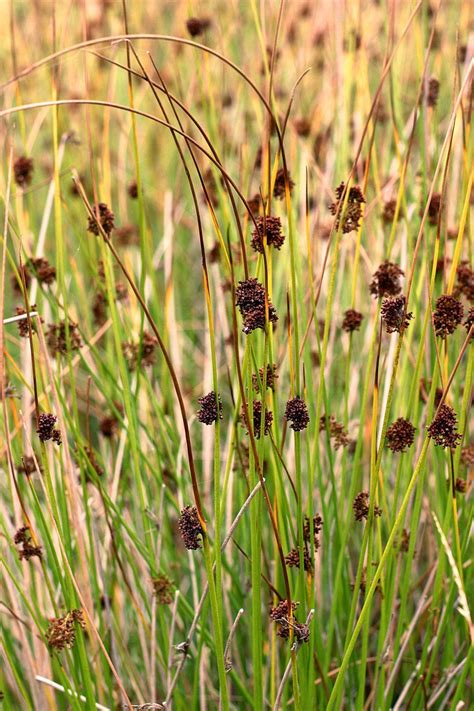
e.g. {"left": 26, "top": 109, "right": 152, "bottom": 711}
{"left": 427, "top": 404, "right": 462, "bottom": 449}
{"left": 17, "top": 455, "right": 41, "bottom": 477}
{"left": 250, "top": 216, "right": 285, "bottom": 253}
{"left": 45, "top": 609, "right": 86, "bottom": 651}
{"left": 235, "top": 278, "right": 278, "bottom": 334}
{"left": 454, "top": 262, "right": 473, "bottom": 302}
{"left": 433, "top": 295, "right": 464, "bottom": 338}
{"left": 29, "top": 257, "right": 56, "bottom": 285}
{"left": 14, "top": 526, "right": 43, "bottom": 561}
{"left": 381, "top": 295, "right": 413, "bottom": 334}
{"left": 46, "top": 321, "right": 82, "bottom": 356}
{"left": 16, "top": 305, "right": 40, "bottom": 338}
{"left": 87, "top": 202, "right": 115, "bottom": 236}
{"left": 465, "top": 307, "right": 474, "bottom": 337}
{"left": 386, "top": 418, "right": 416, "bottom": 453}
{"left": 370, "top": 261, "right": 404, "bottom": 298}
{"left": 284, "top": 397, "right": 310, "bottom": 432}
{"left": 381, "top": 199, "right": 402, "bottom": 224}
{"left": 319, "top": 414, "right": 351, "bottom": 449}
{"left": 252, "top": 363, "right": 278, "bottom": 392}
{"left": 152, "top": 575, "right": 174, "bottom": 605}
{"left": 269, "top": 600, "right": 309, "bottom": 642}
{"left": 426, "top": 193, "right": 441, "bottom": 226}
{"left": 329, "top": 182, "right": 365, "bottom": 233}
{"left": 186, "top": 16, "right": 211, "bottom": 37}
{"left": 353, "top": 491, "right": 382, "bottom": 521}
{"left": 122, "top": 331, "right": 159, "bottom": 370}
{"left": 426, "top": 77, "right": 440, "bottom": 107}
{"left": 197, "top": 391, "right": 223, "bottom": 425}
{"left": 241, "top": 400, "right": 273, "bottom": 439}
{"left": 178, "top": 506, "right": 204, "bottom": 550}
{"left": 342, "top": 309, "right": 364, "bottom": 332}
{"left": 273, "top": 168, "right": 295, "bottom": 200}
{"left": 37, "top": 413, "right": 61, "bottom": 445}
{"left": 14, "top": 156, "right": 34, "bottom": 187}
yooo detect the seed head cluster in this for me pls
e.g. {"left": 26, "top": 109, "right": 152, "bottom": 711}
{"left": 427, "top": 404, "right": 462, "bottom": 449}
{"left": 454, "top": 262, "right": 473, "bottom": 302}
{"left": 319, "top": 414, "right": 350, "bottom": 449}
{"left": 197, "top": 391, "right": 223, "bottom": 425}
{"left": 241, "top": 400, "right": 273, "bottom": 438}
{"left": 152, "top": 575, "right": 174, "bottom": 605}
{"left": 178, "top": 505, "right": 204, "bottom": 550}
{"left": 235, "top": 278, "right": 278, "bottom": 334}
{"left": 284, "top": 397, "right": 309, "bottom": 431}
{"left": 186, "top": 16, "right": 211, "bottom": 37}
{"left": 386, "top": 418, "right": 416, "bottom": 453}
{"left": 433, "top": 295, "right": 464, "bottom": 338}
{"left": 87, "top": 202, "right": 115, "bottom": 236}
{"left": 269, "top": 600, "right": 309, "bottom": 643}
{"left": 370, "top": 261, "right": 404, "bottom": 298}
{"left": 273, "top": 168, "right": 295, "bottom": 200}
{"left": 46, "top": 320, "right": 82, "bottom": 356}
{"left": 329, "top": 182, "right": 365, "bottom": 233}
{"left": 14, "top": 156, "right": 34, "bottom": 187}
{"left": 252, "top": 363, "right": 278, "bottom": 392}
{"left": 342, "top": 309, "right": 364, "bottom": 332}
{"left": 45, "top": 609, "right": 86, "bottom": 651}
{"left": 29, "top": 257, "right": 56, "bottom": 285}
{"left": 250, "top": 216, "right": 285, "bottom": 253}
{"left": 353, "top": 491, "right": 382, "bottom": 521}
{"left": 381, "top": 295, "right": 413, "bottom": 334}
{"left": 37, "top": 413, "right": 61, "bottom": 445}
{"left": 14, "top": 525, "right": 43, "bottom": 561}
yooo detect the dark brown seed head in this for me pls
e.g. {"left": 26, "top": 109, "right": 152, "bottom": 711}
{"left": 247, "top": 194, "right": 261, "bottom": 217}
{"left": 250, "top": 216, "right": 285, "bottom": 253}
{"left": 140, "top": 331, "right": 158, "bottom": 367}
{"left": 426, "top": 193, "right": 441, "bottom": 226}
{"left": 178, "top": 505, "right": 204, "bottom": 550}
{"left": 386, "top": 418, "right": 416, "bottom": 453}
{"left": 197, "top": 391, "right": 223, "bottom": 425}
{"left": 29, "top": 257, "right": 56, "bottom": 285}
{"left": 241, "top": 400, "right": 273, "bottom": 439}
{"left": 152, "top": 575, "right": 174, "bottom": 604}
{"left": 329, "top": 182, "right": 366, "bottom": 233}
{"left": 381, "top": 295, "right": 413, "bottom": 334}
{"left": 353, "top": 491, "right": 382, "bottom": 521}
{"left": 115, "top": 224, "right": 139, "bottom": 246}
{"left": 284, "top": 397, "right": 310, "bottom": 432}
{"left": 14, "top": 156, "right": 34, "bottom": 187}
{"left": 426, "top": 77, "right": 440, "bottom": 107}
{"left": 46, "top": 321, "right": 82, "bottom": 356}
{"left": 433, "top": 295, "right": 464, "bottom": 338}
{"left": 464, "top": 307, "right": 474, "bottom": 338}
{"left": 399, "top": 528, "right": 410, "bottom": 553}
{"left": 46, "top": 609, "right": 85, "bottom": 651}
{"left": 186, "top": 16, "right": 211, "bottom": 37}
{"left": 235, "top": 278, "right": 278, "bottom": 334}
{"left": 17, "top": 455, "right": 40, "bottom": 476}
{"left": 461, "top": 445, "right": 474, "bottom": 468}
{"left": 14, "top": 525, "right": 43, "bottom": 561}
{"left": 16, "top": 305, "right": 38, "bottom": 338}
{"left": 381, "top": 198, "right": 402, "bottom": 224}
{"left": 319, "top": 414, "right": 350, "bottom": 449}
{"left": 252, "top": 363, "right": 278, "bottom": 392}
{"left": 370, "top": 261, "right": 404, "bottom": 298}
{"left": 427, "top": 404, "right": 462, "bottom": 449}
{"left": 303, "top": 514, "right": 323, "bottom": 546}
{"left": 285, "top": 547, "right": 312, "bottom": 572}
{"left": 127, "top": 180, "right": 138, "bottom": 199}
{"left": 99, "top": 414, "right": 119, "bottom": 438}
{"left": 342, "top": 309, "right": 364, "bottom": 332}
{"left": 294, "top": 117, "right": 311, "bottom": 137}
{"left": 454, "top": 262, "right": 474, "bottom": 302}
{"left": 273, "top": 168, "right": 295, "bottom": 200}
{"left": 87, "top": 202, "right": 115, "bottom": 236}
{"left": 455, "top": 478, "right": 467, "bottom": 494}
{"left": 37, "top": 413, "right": 61, "bottom": 445}
{"left": 11, "top": 265, "right": 31, "bottom": 295}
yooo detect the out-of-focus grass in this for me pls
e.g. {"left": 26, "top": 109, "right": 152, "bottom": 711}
{"left": 1, "top": 1, "right": 473, "bottom": 709}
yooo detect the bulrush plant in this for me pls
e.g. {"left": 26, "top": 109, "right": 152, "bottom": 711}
{"left": 1, "top": 3, "right": 473, "bottom": 711}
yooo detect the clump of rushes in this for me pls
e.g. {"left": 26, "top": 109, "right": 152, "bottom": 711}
{"left": 252, "top": 363, "right": 278, "bottom": 391}
{"left": 370, "top": 261, "right": 404, "bottom": 298}
{"left": 386, "top": 417, "right": 416, "bottom": 452}
{"left": 152, "top": 575, "right": 174, "bottom": 604}
{"left": 284, "top": 396, "right": 310, "bottom": 431}
{"left": 197, "top": 391, "right": 223, "bottom": 425}
{"left": 381, "top": 295, "right": 413, "bottom": 334}
{"left": 426, "top": 193, "right": 441, "bottom": 225}
{"left": 45, "top": 609, "right": 85, "bottom": 651}
{"left": 454, "top": 261, "right": 473, "bottom": 302}
{"left": 87, "top": 202, "right": 115, "bottom": 236}
{"left": 269, "top": 600, "right": 309, "bottom": 643}
{"left": 235, "top": 278, "right": 278, "bottom": 334}
{"left": 28, "top": 257, "right": 56, "bottom": 285}
{"left": 37, "top": 413, "right": 61, "bottom": 445}
{"left": 250, "top": 216, "right": 285, "bottom": 253}
{"left": 13, "top": 156, "right": 34, "bottom": 187}
{"left": 329, "top": 182, "right": 365, "bottom": 233}
{"left": 273, "top": 168, "right": 295, "bottom": 199}
{"left": 433, "top": 295, "right": 464, "bottom": 338}
{"left": 427, "top": 404, "right": 462, "bottom": 449}
{"left": 186, "top": 16, "right": 211, "bottom": 37}
{"left": 178, "top": 506, "right": 204, "bottom": 550}
{"left": 426, "top": 77, "right": 440, "bottom": 107}
{"left": 241, "top": 401, "right": 273, "bottom": 438}
{"left": 320, "top": 414, "right": 350, "bottom": 449}
{"left": 342, "top": 309, "right": 364, "bottom": 332}
{"left": 353, "top": 491, "right": 382, "bottom": 521}
{"left": 14, "top": 526, "right": 43, "bottom": 561}
{"left": 46, "top": 320, "right": 82, "bottom": 356}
